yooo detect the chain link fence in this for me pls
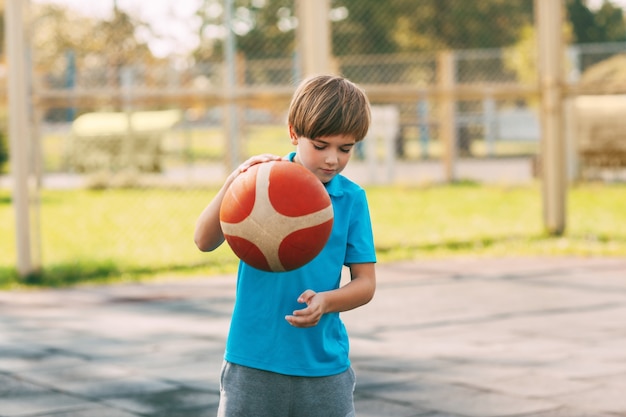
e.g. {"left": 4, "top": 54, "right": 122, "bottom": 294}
{"left": 2, "top": 0, "right": 625, "bottom": 279}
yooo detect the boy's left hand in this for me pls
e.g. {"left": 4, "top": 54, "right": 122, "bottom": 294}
{"left": 285, "top": 290, "right": 326, "bottom": 328}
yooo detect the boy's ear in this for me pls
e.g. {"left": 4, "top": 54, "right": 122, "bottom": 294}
{"left": 288, "top": 125, "right": 298, "bottom": 145}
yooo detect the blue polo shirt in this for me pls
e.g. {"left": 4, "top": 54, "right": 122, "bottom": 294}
{"left": 223, "top": 153, "right": 376, "bottom": 377}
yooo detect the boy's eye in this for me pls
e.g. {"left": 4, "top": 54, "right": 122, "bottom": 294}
{"left": 313, "top": 143, "right": 326, "bottom": 150}
{"left": 340, "top": 147, "right": 353, "bottom": 153}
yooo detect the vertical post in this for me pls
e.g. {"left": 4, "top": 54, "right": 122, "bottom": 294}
{"left": 224, "top": 0, "right": 239, "bottom": 173}
{"left": 563, "top": 97, "right": 578, "bottom": 182}
{"left": 438, "top": 51, "right": 457, "bottom": 182}
{"left": 65, "top": 49, "right": 76, "bottom": 121}
{"left": 566, "top": 45, "right": 581, "bottom": 84}
{"left": 365, "top": 125, "right": 377, "bottom": 185}
{"left": 417, "top": 98, "right": 430, "bottom": 159}
{"left": 121, "top": 67, "right": 135, "bottom": 170}
{"left": 536, "top": 0, "right": 566, "bottom": 235}
{"left": 383, "top": 106, "right": 399, "bottom": 183}
{"left": 296, "top": 0, "right": 332, "bottom": 78}
{"left": 7, "top": 0, "right": 38, "bottom": 276}
{"left": 483, "top": 94, "right": 496, "bottom": 157}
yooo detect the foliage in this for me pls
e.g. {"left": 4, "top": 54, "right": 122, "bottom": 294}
{"left": 194, "top": 0, "right": 297, "bottom": 62}
{"left": 32, "top": 3, "right": 159, "bottom": 91}
{"left": 91, "top": 8, "right": 156, "bottom": 79}
{"left": 332, "top": 0, "right": 534, "bottom": 55}
{"left": 567, "top": 0, "right": 626, "bottom": 43}
{"left": 1, "top": 183, "right": 626, "bottom": 289}
{"left": 233, "top": 0, "right": 296, "bottom": 59}
{"left": 24, "top": 0, "right": 626, "bottom": 82}
{"left": 503, "top": 21, "right": 573, "bottom": 99}
{"left": 0, "top": 130, "right": 7, "bottom": 173}
{"left": 503, "top": 24, "right": 538, "bottom": 88}
{"left": 503, "top": 0, "right": 625, "bottom": 101}
{"left": 191, "top": 0, "right": 537, "bottom": 63}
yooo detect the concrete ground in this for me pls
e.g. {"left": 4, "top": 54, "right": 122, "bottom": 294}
{"left": 0, "top": 257, "right": 625, "bottom": 417}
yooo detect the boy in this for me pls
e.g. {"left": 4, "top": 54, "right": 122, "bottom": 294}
{"left": 194, "top": 74, "right": 376, "bottom": 417}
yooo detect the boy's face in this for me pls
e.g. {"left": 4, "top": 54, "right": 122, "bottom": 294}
{"left": 289, "top": 126, "right": 356, "bottom": 184}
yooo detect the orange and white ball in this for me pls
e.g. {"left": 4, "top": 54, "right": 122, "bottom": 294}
{"left": 219, "top": 160, "right": 334, "bottom": 272}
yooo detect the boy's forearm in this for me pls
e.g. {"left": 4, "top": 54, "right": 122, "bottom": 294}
{"left": 195, "top": 155, "right": 284, "bottom": 253}
{"left": 194, "top": 184, "right": 229, "bottom": 252}
{"left": 324, "top": 264, "right": 376, "bottom": 313}
{"left": 285, "top": 265, "right": 376, "bottom": 328}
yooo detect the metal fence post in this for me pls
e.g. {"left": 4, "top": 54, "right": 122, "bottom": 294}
{"left": 483, "top": 93, "right": 496, "bottom": 157}
{"left": 296, "top": 0, "right": 332, "bottom": 78}
{"left": 224, "top": 0, "right": 240, "bottom": 173}
{"left": 536, "top": 0, "right": 567, "bottom": 235}
{"left": 7, "top": 0, "right": 40, "bottom": 277}
{"left": 438, "top": 51, "right": 457, "bottom": 182}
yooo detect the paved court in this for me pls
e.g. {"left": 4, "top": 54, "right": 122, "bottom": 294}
{"left": 0, "top": 257, "right": 625, "bottom": 417}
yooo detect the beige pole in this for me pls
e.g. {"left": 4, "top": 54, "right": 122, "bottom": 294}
{"left": 7, "top": 0, "right": 37, "bottom": 276}
{"left": 296, "top": 0, "right": 332, "bottom": 77}
{"left": 438, "top": 51, "right": 457, "bottom": 182}
{"left": 535, "top": 0, "right": 567, "bottom": 235}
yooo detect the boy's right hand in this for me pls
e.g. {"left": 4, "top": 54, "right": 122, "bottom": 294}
{"left": 194, "top": 154, "right": 283, "bottom": 253}
{"left": 227, "top": 154, "right": 284, "bottom": 183}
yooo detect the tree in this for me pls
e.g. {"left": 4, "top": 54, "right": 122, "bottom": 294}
{"left": 91, "top": 7, "right": 155, "bottom": 88}
{"left": 331, "top": 0, "right": 402, "bottom": 56}
{"left": 594, "top": 1, "right": 626, "bottom": 41}
{"left": 235, "top": 0, "right": 295, "bottom": 59}
{"left": 0, "top": 6, "right": 4, "bottom": 57}
{"left": 194, "top": 0, "right": 295, "bottom": 64}
{"left": 0, "top": 131, "right": 7, "bottom": 174}
{"left": 32, "top": 3, "right": 159, "bottom": 91}
{"left": 331, "top": 0, "right": 534, "bottom": 55}
{"left": 31, "top": 5, "right": 96, "bottom": 82}
{"left": 567, "top": 0, "right": 626, "bottom": 43}
{"left": 191, "top": 0, "right": 537, "bottom": 64}
{"left": 567, "top": 0, "right": 599, "bottom": 43}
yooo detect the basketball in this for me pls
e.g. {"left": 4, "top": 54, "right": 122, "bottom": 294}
{"left": 219, "top": 160, "right": 334, "bottom": 272}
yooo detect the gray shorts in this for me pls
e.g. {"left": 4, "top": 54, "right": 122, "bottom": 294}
{"left": 217, "top": 361, "right": 356, "bottom": 417}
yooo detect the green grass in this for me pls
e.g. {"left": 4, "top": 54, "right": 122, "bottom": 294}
{"left": 1, "top": 183, "right": 625, "bottom": 289}
{"left": 369, "top": 182, "right": 626, "bottom": 259}
{"left": 45, "top": 123, "right": 538, "bottom": 173}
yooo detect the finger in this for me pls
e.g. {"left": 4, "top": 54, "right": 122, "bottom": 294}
{"left": 297, "top": 289, "right": 316, "bottom": 304}
{"left": 291, "top": 305, "right": 311, "bottom": 316}
{"left": 238, "top": 154, "right": 282, "bottom": 173}
{"left": 285, "top": 314, "right": 317, "bottom": 328}
{"left": 253, "top": 154, "right": 282, "bottom": 164}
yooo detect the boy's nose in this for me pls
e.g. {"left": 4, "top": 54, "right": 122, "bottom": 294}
{"left": 325, "top": 153, "right": 338, "bottom": 165}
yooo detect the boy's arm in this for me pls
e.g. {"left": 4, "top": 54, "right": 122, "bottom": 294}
{"left": 194, "top": 154, "right": 283, "bottom": 252}
{"left": 193, "top": 180, "right": 231, "bottom": 252}
{"left": 285, "top": 262, "right": 376, "bottom": 328}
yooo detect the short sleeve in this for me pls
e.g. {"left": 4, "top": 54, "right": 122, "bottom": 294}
{"left": 344, "top": 188, "right": 376, "bottom": 265}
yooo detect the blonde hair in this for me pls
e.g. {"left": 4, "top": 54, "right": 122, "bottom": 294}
{"left": 288, "top": 75, "right": 371, "bottom": 142}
